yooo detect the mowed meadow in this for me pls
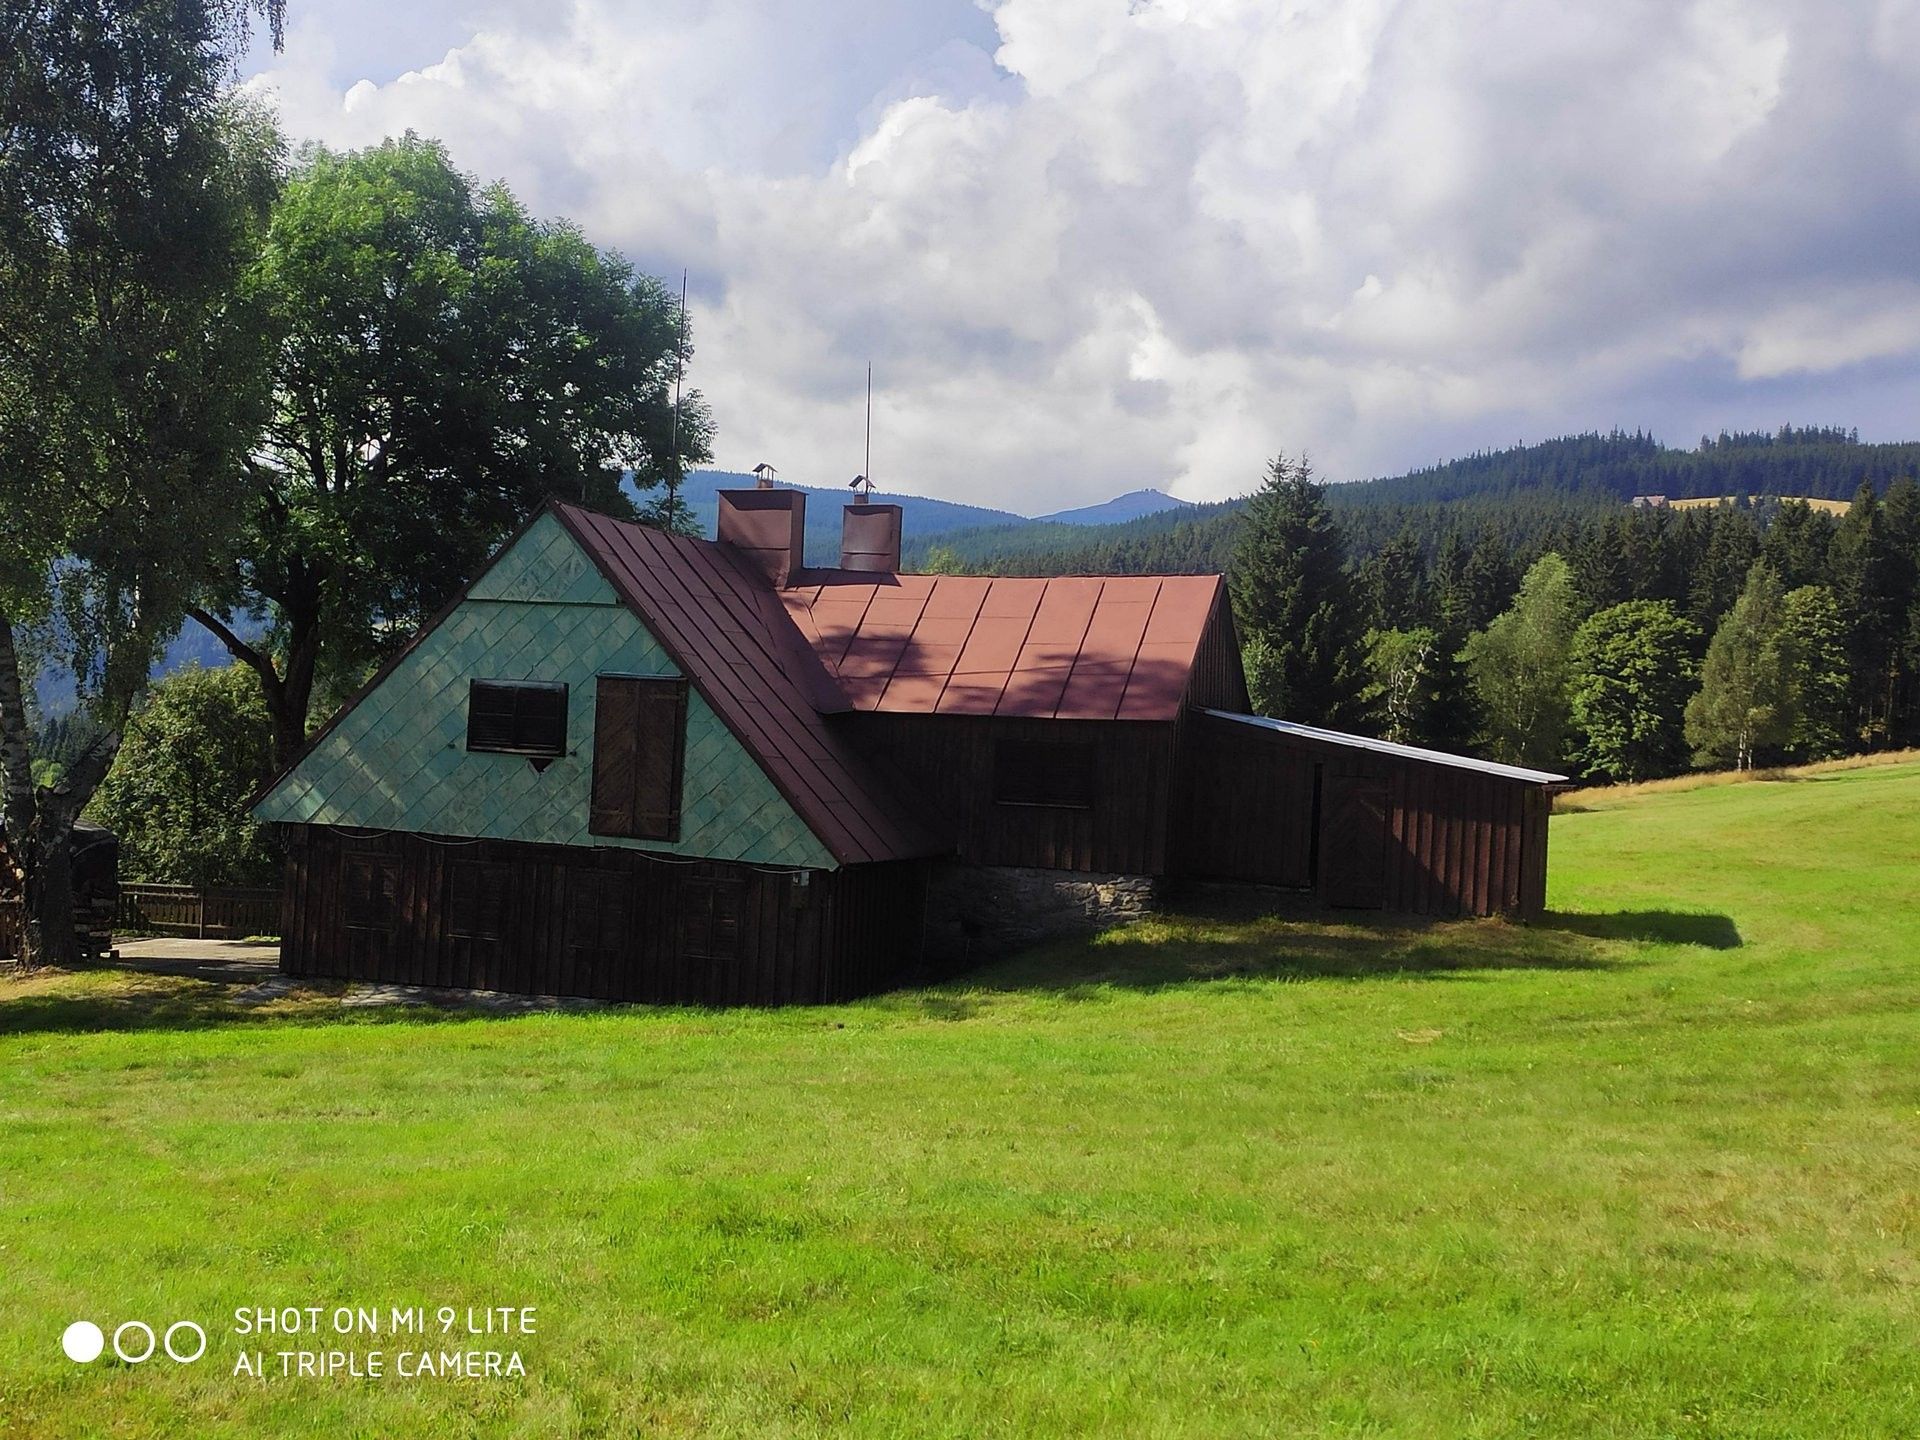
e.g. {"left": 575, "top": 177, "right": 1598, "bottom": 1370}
{"left": 2, "top": 765, "right": 1917, "bottom": 1437}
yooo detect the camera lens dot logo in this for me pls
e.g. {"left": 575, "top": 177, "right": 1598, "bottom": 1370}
{"left": 62, "top": 1321, "right": 105, "bottom": 1364}
{"left": 113, "top": 1321, "right": 157, "bottom": 1364}
{"left": 164, "top": 1321, "right": 208, "bottom": 1363}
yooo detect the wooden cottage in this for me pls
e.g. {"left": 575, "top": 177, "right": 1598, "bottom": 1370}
{"left": 254, "top": 490, "right": 1563, "bottom": 1004}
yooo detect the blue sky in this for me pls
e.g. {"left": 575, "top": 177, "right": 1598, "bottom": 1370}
{"left": 242, "top": 0, "right": 1920, "bottom": 511}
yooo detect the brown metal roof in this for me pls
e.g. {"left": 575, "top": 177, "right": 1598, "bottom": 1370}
{"left": 779, "top": 571, "right": 1225, "bottom": 721}
{"left": 552, "top": 504, "right": 942, "bottom": 867}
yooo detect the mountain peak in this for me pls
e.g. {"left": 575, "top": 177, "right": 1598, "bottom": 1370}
{"left": 1035, "top": 488, "right": 1194, "bottom": 526}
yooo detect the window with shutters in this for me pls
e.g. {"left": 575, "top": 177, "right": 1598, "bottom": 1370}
{"left": 563, "top": 870, "right": 631, "bottom": 985}
{"left": 992, "top": 737, "right": 1096, "bottom": 809}
{"left": 467, "top": 680, "right": 569, "bottom": 757}
{"left": 341, "top": 852, "right": 401, "bottom": 975}
{"left": 678, "top": 873, "right": 744, "bottom": 961}
{"left": 590, "top": 675, "right": 688, "bottom": 840}
{"left": 446, "top": 860, "right": 508, "bottom": 940}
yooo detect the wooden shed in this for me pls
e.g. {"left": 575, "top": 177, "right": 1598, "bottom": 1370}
{"left": 1177, "top": 711, "right": 1563, "bottom": 919}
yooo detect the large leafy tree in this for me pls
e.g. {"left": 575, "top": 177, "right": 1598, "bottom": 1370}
{"left": 1461, "top": 553, "right": 1580, "bottom": 770}
{"left": 0, "top": 0, "right": 281, "bottom": 965}
{"left": 1230, "top": 454, "right": 1363, "bottom": 725}
{"left": 1685, "top": 564, "right": 1796, "bottom": 771}
{"left": 89, "top": 665, "right": 277, "bottom": 887}
{"left": 1360, "top": 626, "right": 1446, "bottom": 746}
{"left": 190, "top": 135, "right": 713, "bottom": 766}
{"left": 1567, "top": 600, "right": 1700, "bottom": 782}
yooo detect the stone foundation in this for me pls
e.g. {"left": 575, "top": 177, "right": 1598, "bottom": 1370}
{"left": 922, "top": 863, "right": 1159, "bottom": 970}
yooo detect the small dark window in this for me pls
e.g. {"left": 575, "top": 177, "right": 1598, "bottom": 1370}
{"left": 993, "top": 738, "right": 1096, "bottom": 809}
{"left": 447, "top": 861, "right": 508, "bottom": 940}
{"left": 590, "top": 676, "right": 688, "bottom": 841}
{"left": 467, "top": 680, "right": 569, "bottom": 757}
{"left": 679, "top": 873, "right": 744, "bottom": 961}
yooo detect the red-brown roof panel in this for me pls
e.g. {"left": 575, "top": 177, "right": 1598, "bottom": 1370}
{"left": 889, "top": 641, "right": 966, "bottom": 678}
{"left": 877, "top": 670, "right": 952, "bottom": 709}
{"left": 995, "top": 663, "right": 1074, "bottom": 717}
{"left": 1142, "top": 576, "right": 1219, "bottom": 643}
{"left": 952, "top": 610, "right": 1036, "bottom": 678}
{"left": 1055, "top": 663, "right": 1134, "bottom": 720}
{"left": 920, "top": 577, "right": 991, "bottom": 618}
{"left": 784, "top": 570, "right": 1224, "bottom": 722}
{"left": 935, "top": 674, "right": 1013, "bottom": 716}
{"left": 1118, "top": 642, "right": 1203, "bottom": 719}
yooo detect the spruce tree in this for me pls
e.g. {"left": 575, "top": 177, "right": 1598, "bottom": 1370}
{"left": 1229, "top": 455, "right": 1364, "bottom": 726}
{"left": 1880, "top": 477, "right": 1920, "bottom": 744}
{"left": 1687, "top": 507, "right": 1761, "bottom": 634}
{"left": 1781, "top": 585, "right": 1851, "bottom": 761}
{"left": 1829, "top": 481, "right": 1901, "bottom": 745}
{"left": 1359, "top": 527, "right": 1426, "bottom": 632}
{"left": 1759, "top": 499, "right": 1834, "bottom": 590}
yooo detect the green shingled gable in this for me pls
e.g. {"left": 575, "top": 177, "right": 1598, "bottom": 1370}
{"left": 254, "top": 514, "right": 836, "bottom": 869}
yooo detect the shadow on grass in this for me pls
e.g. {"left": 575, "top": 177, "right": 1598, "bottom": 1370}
{"left": 1541, "top": 910, "right": 1742, "bottom": 949}
{"left": 0, "top": 970, "right": 487, "bottom": 1038}
{"left": 951, "top": 909, "right": 1646, "bottom": 997}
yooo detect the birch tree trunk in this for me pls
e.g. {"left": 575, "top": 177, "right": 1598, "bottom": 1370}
{"left": 0, "top": 614, "right": 124, "bottom": 969}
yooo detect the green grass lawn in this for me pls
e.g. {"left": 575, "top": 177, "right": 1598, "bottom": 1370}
{"left": 3, "top": 765, "right": 1917, "bottom": 1437}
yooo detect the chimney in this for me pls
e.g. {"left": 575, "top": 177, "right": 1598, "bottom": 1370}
{"left": 840, "top": 502, "right": 902, "bottom": 574}
{"left": 718, "top": 487, "right": 807, "bottom": 587}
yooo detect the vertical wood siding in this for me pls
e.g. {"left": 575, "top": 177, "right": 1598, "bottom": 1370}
{"left": 851, "top": 714, "right": 1175, "bottom": 874}
{"left": 1175, "top": 714, "right": 1553, "bottom": 919}
{"left": 279, "top": 827, "right": 925, "bottom": 1005}
{"left": 1181, "top": 594, "right": 1252, "bottom": 714}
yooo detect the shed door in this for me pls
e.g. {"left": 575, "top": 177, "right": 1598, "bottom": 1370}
{"left": 1317, "top": 773, "right": 1388, "bottom": 910}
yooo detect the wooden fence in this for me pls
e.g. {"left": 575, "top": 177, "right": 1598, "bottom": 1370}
{"left": 118, "top": 884, "right": 280, "bottom": 939}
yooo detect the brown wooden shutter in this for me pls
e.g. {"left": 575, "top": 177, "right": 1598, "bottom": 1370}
{"left": 590, "top": 676, "right": 688, "bottom": 840}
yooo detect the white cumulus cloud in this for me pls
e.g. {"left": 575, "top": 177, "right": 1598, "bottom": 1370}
{"left": 243, "top": 0, "right": 1920, "bottom": 511}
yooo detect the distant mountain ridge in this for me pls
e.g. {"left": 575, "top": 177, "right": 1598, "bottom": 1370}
{"left": 639, "top": 470, "right": 1028, "bottom": 568}
{"left": 1035, "top": 488, "right": 1193, "bottom": 526}
{"left": 899, "top": 426, "right": 1920, "bottom": 576}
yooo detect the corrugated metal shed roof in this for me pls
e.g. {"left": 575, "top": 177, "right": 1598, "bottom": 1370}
{"left": 1203, "top": 711, "right": 1568, "bottom": 785}
{"left": 780, "top": 572, "right": 1223, "bottom": 721}
{"left": 553, "top": 504, "right": 943, "bottom": 866}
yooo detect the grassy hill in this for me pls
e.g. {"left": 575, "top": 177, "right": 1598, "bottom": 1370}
{"left": 3, "top": 763, "right": 1918, "bottom": 1435}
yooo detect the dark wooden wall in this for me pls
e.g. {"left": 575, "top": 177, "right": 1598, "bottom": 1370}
{"left": 1182, "top": 594, "right": 1251, "bottom": 714}
{"left": 279, "top": 827, "right": 925, "bottom": 1005}
{"left": 1175, "top": 714, "right": 1552, "bottom": 919}
{"left": 850, "top": 713, "right": 1175, "bottom": 874}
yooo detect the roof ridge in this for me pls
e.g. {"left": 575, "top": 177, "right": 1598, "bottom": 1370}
{"left": 553, "top": 504, "right": 940, "bottom": 865}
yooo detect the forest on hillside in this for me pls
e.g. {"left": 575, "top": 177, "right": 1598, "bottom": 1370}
{"left": 904, "top": 428, "right": 1920, "bottom": 576}
{"left": 1219, "top": 457, "right": 1920, "bottom": 787}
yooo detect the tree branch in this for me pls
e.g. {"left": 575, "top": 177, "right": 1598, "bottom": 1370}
{"left": 186, "top": 606, "right": 285, "bottom": 698}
